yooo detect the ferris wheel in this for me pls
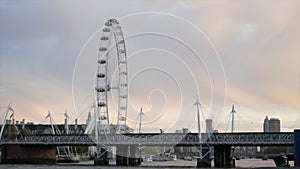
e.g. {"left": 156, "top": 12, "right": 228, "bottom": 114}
{"left": 95, "top": 19, "right": 128, "bottom": 134}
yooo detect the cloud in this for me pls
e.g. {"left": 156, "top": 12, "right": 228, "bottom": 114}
{"left": 0, "top": 0, "right": 299, "bottom": 132}
{"left": 0, "top": 73, "right": 75, "bottom": 123}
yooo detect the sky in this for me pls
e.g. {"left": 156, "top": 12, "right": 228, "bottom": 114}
{"left": 0, "top": 0, "right": 299, "bottom": 133}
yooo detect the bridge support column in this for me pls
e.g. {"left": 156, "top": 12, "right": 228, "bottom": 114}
{"left": 116, "top": 145, "right": 128, "bottom": 166}
{"left": 128, "top": 145, "right": 139, "bottom": 166}
{"left": 197, "top": 146, "right": 211, "bottom": 167}
{"left": 295, "top": 129, "right": 300, "bottom": 167}
{"left": 137, "top": 156, "right": 142, "bottom": 165}
{"left": 94, "top": 147, "right": 109, "bottom": 165}
{"left": 214, "top": 145, "right": 235, "bottom": 168}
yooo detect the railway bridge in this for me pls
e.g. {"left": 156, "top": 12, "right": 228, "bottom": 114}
{"left": 1, "top": 131, "right": 296, "bottom": 167}
{"left": 1, "top": 132, "right": 294, "bottom": 146}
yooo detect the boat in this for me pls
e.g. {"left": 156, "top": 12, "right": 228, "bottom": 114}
{"left": 169, "top": 154, "right": 177, "bottom": 161}
{"left": 273, "top": 154, "right": 295, "bottom": 167}
{"left": 152, "top": 153, "right": 177, "bottom": 161}
{"left": 142, "top": 155, "right": 153, "bottom": 162}
{"left": 184, "top": 156, "right": 193, "bottom": 161}
{"left": 57, "top": 155, "right": 80, "bottom": 163}
{"left": 152, "top": 155, "right": 168, "bottom": 162}
{"left": 262, "top": 155, "right": 268, "bottom": 160}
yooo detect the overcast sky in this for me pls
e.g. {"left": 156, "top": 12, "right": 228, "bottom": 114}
{"left": 0, "top": 0, "right": 299, "bottom": 133}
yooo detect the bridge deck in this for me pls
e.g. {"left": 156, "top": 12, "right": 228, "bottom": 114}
{"left": 0, "top": 132, "right": 294, "bottom": 146}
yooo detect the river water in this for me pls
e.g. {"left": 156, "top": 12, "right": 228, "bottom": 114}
{"left": 1, "top": 159, "right": 292, "bottom": 169}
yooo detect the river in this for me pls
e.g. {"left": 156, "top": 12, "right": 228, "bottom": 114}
{"left": 1, "top": 159, "right": 292, "bottom": 169}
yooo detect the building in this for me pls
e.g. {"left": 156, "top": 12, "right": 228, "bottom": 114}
{"left": 269, "top": 118, "right": 280, "bottom": 132}
{"left": 85, "top": 112, "right": 133, "bottom": 134}
{"left": 175, "top": 130, "right": 182, "bottom": 133}
{"left": 263, "top": 116, "right": 269, "bottom": 132}
{"left": 110, "top": 124, "right": 134, "bottom": 134}
{"left": 179, "top": 128, "right": 198, "bottom": 153}
{"left": 206, "top": 119, "right": 213, "bottom": 134}
{"left": 263, "top": 116, "right": 280, "bottom": 132}
{"left": 174, "top": 130, "right": 183, "bottom": 153}
{"left": 182, "top": 128, "right": 189, "bottom": 134}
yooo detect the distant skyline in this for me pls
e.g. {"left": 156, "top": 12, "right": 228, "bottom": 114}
{"left": 0, "top": 0, "right": 299, "bottom": 132}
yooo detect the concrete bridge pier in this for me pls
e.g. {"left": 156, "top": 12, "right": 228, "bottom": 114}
{"left": 1, "top": 125, "right": 57, "bottom": 164}
{"left": 197, "top": 146, "right": 211, "bottom": 167}
{"left": 116, "top": 145, "right": 128, "bottom": 166}
{"left": 128, "top": 145, "right": 139, "bottom": 166}
{"left": 94, "top": 147, "right": 109, "bottom": 165}
{"left": 1, "top": 145, "right": 57, "bottom": 164}
{"left": 214, "top": 145, "right": 235, "bottom": 168}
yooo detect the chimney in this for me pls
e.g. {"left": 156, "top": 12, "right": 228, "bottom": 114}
{"left": 75, "top": 119, "right": 78, "bottom": 130}
{"left": 22, "top": 119, "right": 25, "bottom": 129}
{"left": 6, "top": 119, "right": 11, "bottom": 125}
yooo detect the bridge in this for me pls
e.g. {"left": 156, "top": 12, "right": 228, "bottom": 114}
{"left": 1, "top": 131, "right": 296, "bottom": 167}
{"left": 1, "top": 132, "right": 294, "bottom": 146}
{"left": 0, "top": 122, "right": 296, "bottom": 167}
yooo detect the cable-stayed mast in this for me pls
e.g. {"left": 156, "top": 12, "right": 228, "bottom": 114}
{"left": 138, "top": 107, "right": 144, "bottom": 134}
{"left": 194, "top": 95, "right": 201, "bottom": 141}
{"left": 230, "top": 104, "right": 237, "bottom": 133}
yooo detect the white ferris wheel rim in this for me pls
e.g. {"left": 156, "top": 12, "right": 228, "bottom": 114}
{"left": 96, "top": 19, "right": 128, "bottom": 134}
